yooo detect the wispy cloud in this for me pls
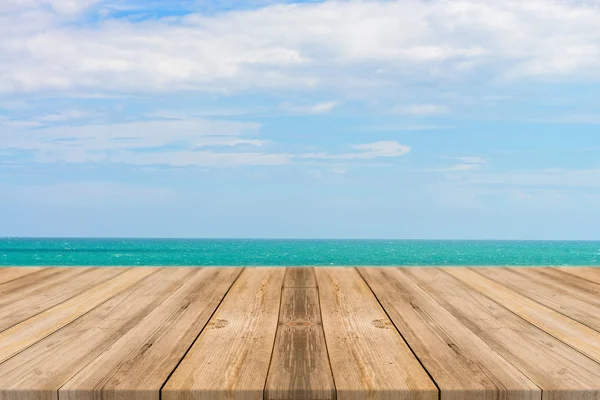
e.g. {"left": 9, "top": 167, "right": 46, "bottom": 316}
{"left": 393, "top": 104, "right": 450, "bottom": 116}
{"left": 300, "top": 141, "right": 410, "bottom": 160}
{"left": 463, "top": 168, "right": 600, "bottom": 188}
{"left": 278, "top": 101, "right": 339, "bottom": 114}
{"left": 427, "top": 156, "right": 487, "bottom": 172}
{"left": 37, "top": 109, "right": 98, "bottom": 122}
{"left": 457, "top": 157, "right": 486, "bottom": 165}
{"left": 358, "top": 124, "right": 453, "bottom": 132}
{"left": 2, "top": 115, "right": 412, "bottom": 167}
{"left": 1, "top": 117, "right": 269, "bottom": 165}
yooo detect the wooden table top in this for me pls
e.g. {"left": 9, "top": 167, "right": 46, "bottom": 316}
{"left": 0, "top": 266, "right": 599, "bottom": 400}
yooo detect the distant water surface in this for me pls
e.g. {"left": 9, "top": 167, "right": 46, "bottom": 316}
{"left": 1, "top": 238, "right": 599, "bottom": 266}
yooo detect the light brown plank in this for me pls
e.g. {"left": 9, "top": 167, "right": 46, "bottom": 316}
{"left": 0, "top": 267, "right": 158, "bottom": 364}
{"left": 475, "top": 268, "right": 600, "bottom": 331}
{"left": 265, "top": 269, "right": 335, "bottom": 400}
{"left": 359, "top": 267, "right": 540, "bottom": 400}
{"left": 284, "top": 268, "right": 317, "bottom": 288}
{"left": 0, "top": 268, "right": 86, "bottom": 305}
{"left": 557, "top": 267, "right": 600, "bottom": 285}
{"left": 445, "top": 268, "right": 600, "bottom": 364}
{"left": 0, "top": 267, "right": 44, "bottom": 285}
{"left": 409, "top": 268, "right": 600, "bottom": 400}
{"left": 0, "top": 267, "right": 127, "bottom": 332}
{"left": 162, "top": 267, "right": 286, "bottom": 400}
{"left": 528, "top": 268, "right": 600, "bottom": 302}
{"left": 60, "top": 267, "right": 242, "bottom": 400}
{"left": 0, "top": 268, "right": 195, "bottom": 400}
{"left": 315, "top": 267, "right": 437, "bottom": 400}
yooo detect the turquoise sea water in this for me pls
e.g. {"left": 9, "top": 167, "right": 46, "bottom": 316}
{"left": 1, "top": 238, "right": 599, "bottom": 266}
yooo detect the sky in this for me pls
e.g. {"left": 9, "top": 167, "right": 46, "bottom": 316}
{"left": 1, "top": 0, "right": 600, "bottom": 239}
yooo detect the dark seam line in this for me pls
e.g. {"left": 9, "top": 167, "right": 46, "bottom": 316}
{"left": 315, "top": 267, "right": 337, "bottom": 400}
{"left": 1, "top": 266, "right": 147, "bottom": 366}
{"left": 356, "top": 266, "right": 441, "bottom": 400}
{"left": 263, "top": 268, "right": 288, "bottom": 400}
{"left": 157, "top": 266, "right": 245, "bottom": 400}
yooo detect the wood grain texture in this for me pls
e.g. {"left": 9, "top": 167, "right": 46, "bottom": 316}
{"left": 284, "top": 268, "right": 317, "bottom": 288}
{"left": 60, "top": 267, "right": 242, "bottom": 400}
{"left": 0, "top": 268, "right": 193, "bottom": 400}
{"left": 0, "top": 268, "right": 86, "bottom": 307}
{"left": 0, "top": 267, "right": 157, "bottom": 364}
{"left": 359, "top": 267, "right": 540, "bottom": 400}
{"left": 0, "top": 268, "right": 43, "bottom": 285}
{"left": 0, "top": 268, "right": 126, "bottom": 332}
{"left": 528, "top": 268, "right": 600, "bottom": 302}
{"left": 409, "top": 268, "right": 600, "bottom": 400}
{"left": 162, "top": 268, "right": 286, "bottom": 400}
{"left": 315, "top": 268, "right": 438, "bottom": 400}
{"left": 557, "top": 267, "right": 600, "bottom": 285}
{"left": 445, "top": 268, "right": 600, "bottom": 364}
{"left": 1, "top": 266, "right": 600, "bottom": 400}
{"left": 265, "top": 269, "right": 335, "bottom": 400}
{"left": 475, "top": 268, "right": 600, "bottom": 331}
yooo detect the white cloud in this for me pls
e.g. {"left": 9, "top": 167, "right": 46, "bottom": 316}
{"left": 1, "top": 117, "right": 275, "bottom": 166}
{"left": 301, "top": 141, "right": 411, "bottom": 160}
{"left": 38, "top": 109, "right": 98, "bottom": 122}
{"left": 394, "top": 104, "right": 450, "bottom": 116}
{"left": 457, "top": 156, "right": 486, "bottom": 164}
{"left": 1, "top": 116, "right": 412, "bottom": 167}
{"left": 3, "top": 0, "right": 600, "bottom": 94}
{"left": 428, "top": 155, "right": 487, "bottom": 172}
{"left": 278, "top": 101, "right": 339, "bottom": 114}
{"left": 2, "top": 181, "right": 179, "bottom": 206}
{"left": 108, "top": 150, "right": 292, "bottom": 167}
{"left": 441, "top": 163, "right": 481, "bottom": 172}
{"left": 1, "top": 0, "right": 103, "bottom": 15}
{"left": 464, "top": 168, "right": 600, "bottom": 188}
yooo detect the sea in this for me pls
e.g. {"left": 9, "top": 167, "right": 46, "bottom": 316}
{"left": 1, "top": 238, "right": 599, "bottom": 266}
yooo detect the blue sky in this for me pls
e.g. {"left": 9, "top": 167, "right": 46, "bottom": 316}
{"left": 1, "top": 0, "right": 600, "bottom": 239}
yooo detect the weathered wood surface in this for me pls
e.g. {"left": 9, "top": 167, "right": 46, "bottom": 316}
{"left": 0, "top": 267, "right": 157, "bottom": 365}
{"left": 60, "top": 267, "right": 242, "bottom": 400}
{"left": 359, "top": 267, "right": 540, "bottom": 400}
{"left": 0, "top": 267, "right": 43, "bottom": 285}
{"left": 162, "top": 268, "right": 286, "bottom": 400}
{"left": 445, "top": 267, "right": 600, "bottom": 364}
{"left": 424, "top": 268, "right": 600, "bottom": 400}
{"left": 475, "top": 268, "right": 600, "bottom": 331}
{"left": 0, "top": 266, "right": 600, "bottom": 400}
{"left": 315, "top": 267, "right": 438, "bottom": 400}
{"left": 558, "top": 267, "right": 600, "bottom": 285}
{"left": 265, "top": 268, "right": 335, "bottom": 400}
{"left": 0, "top": 268, "right": 183, "bottom": 400}
{"left": 0, "top": 267, "right": 126, "bottom": 332}
{"left": 0, "top": 268, "right": 82, "bottom": 306}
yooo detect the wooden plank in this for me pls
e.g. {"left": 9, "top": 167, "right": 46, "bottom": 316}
{"left": 60, "top": 267, "right": 242, "bottom": 400}
{"left": 0, "top": 267, "right": 158, "bottom": 364}
{"left": 527, "top": 268, "right": 600, "bottom": 302}
{"left": 0, "top": 268, "right": 85, "bottom": 305}
{"left": 0, "top": 268, "right": 195, "bottom": 400}
{"left": 0, "top": 267, "right": 44, "bottom": 285}
{"left": 0, "top": 267, "right": 127, "bottom": 332}
{"left": 475, "top": 268, "right": 600, "bottom": 331}
{"left": 359, "top": 267, "right": 540, "bottom": 400}
{"left": 315, "top": 268, "right": 437, "bottom": 400}
{"left": 265, "top": 268, "right": 335, "bottom": 400}
{"left": 162, "top": 267, "right": 286, "bottom": 400}
{"left": 445, "top": 268, "right": 600, "bottom": 364}
{"left": 284, "top": 267, "right": 317, "bottom": 288}
{"left": 557, "top": 267, "right": 600, "bottom": 285}
{"left": 408, "top": 268, "right": 600, "bottom": 400}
